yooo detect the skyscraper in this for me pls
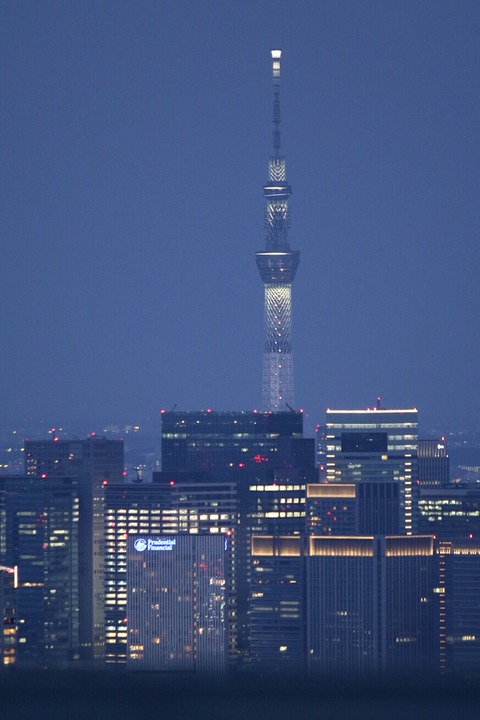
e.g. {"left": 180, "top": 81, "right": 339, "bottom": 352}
{"left": 160, "top": 410, "right": 315, "bottom": 668}
{"left": 418, "top": 485, "right": 480, "bottom": 540}
{"left": 127, "top": 534, "right": 228, "bottom": 674}
{"left": 256, "top": 50, "right": 299, "bottom": 411}
{"left": 307, "top": 535, "right": 436, "bottom": 676}
{"left": 161, "top": 410, "right": 312, "bottom": 472}
{"left": 0, "top": 565, "right": 17, "bottom": 667}
{"left": 249, "top": 534, "right": 437, "bottom": 676}
{"left": 104, "top": 476, "right": 237, "bottom": 667}
{"left": 437, "top": 539, "right": 480, "bottom": 673}
{"left": 325, "top": 408, "right": 419, "bottom": 534}
{"left": 249, "top": 535, "right": 305, "bottom": 673}
{"left": 0, "top": 475, "right": 79, "bottom": 667}
{"left": 418, "top": 438, "right": 450, "bottom": 487}
{"left": 24, "top": 436, "right": 124, "bottom": 663}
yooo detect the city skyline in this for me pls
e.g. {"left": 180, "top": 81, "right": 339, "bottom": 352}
{"left": 2, "top": 2, "right": 480, "bottom": 429}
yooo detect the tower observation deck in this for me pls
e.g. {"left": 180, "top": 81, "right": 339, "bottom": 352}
{"left": 256, "top": 50, "right": 299, "bottom": 411}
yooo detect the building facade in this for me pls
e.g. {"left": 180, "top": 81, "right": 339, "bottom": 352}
{"left": 307, "top": 535, "right": 436, "bottom": 676}
{"left": 161, "top": 410, "right": 313, "bottom": 473}
{"left": 419, "top": 486, "right": 480, "bottom": 540}
{"left": 418, "top": 438, "right": 450, "bottom": 487}
{"left": 160, "top": 409, "right": 315, "bottom": 668}
{"left": 0, "top": 475, "right": 78, "bottom": 667}
{"left": 0, "top": 565, "right": 17, "bottom": 667}
{"left": 249, "top": 534, "right": 436, "bottom": 676}
{"left": 325, "top": 408, "right": 419, "bottom": 534}
{"left": 127, "top": 534, "right": 228, "bottom": 674}
{"left": 249, "top": 535, "right": 305, "bottom": 672}
{"left": 437, "top": 539, "right": 480, "bottom": 674}
{"left": 104, "top": 475, "right": 237, "bottom": 667}
{"left": 24, "top": 436, "right": 124, "bottom": 663}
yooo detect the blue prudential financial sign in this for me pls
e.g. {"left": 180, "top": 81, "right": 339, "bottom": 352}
{"left": 133, "top": 537, "right": 176, "bottom": 552}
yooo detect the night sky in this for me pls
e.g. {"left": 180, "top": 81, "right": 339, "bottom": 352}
{"left": 2, "top": 1, "right": 479, "bottom": 431}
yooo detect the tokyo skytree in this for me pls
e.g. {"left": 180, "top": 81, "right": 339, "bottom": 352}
{"left": 256, "top": 50, "right": 300, "bottom": 411}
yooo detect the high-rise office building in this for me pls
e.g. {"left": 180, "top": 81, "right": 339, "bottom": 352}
{"left": 437, "top": 539, "right": 480, "bottom": 674}
{"left": 0, "top": 565, "right": 17, "bottom": 667}
{"left": 161, "top": 410, "right": 313, "bottom": 473}
{"left": 104, "top": 476, "right": 237, "bottom": 667}
{"left": 0, "top": 475, "right": 78, "bottom": 667}
{"left": 418, "top": 438, "right": 449, "bottom": 487}
{"left": 127, "top": 534, "right": 228, "bottom": 674}
{"left": 160, "top": 410, "right": 315, "bottom": 668}
{"left": 306, "top": 483, "right": 357, "bottom": 536}
{"left": 256, "top": 50, "right": 299, "bottom": 411}
{"left": 249, "top": 534, "right": 436, "bottom": 676}
{"left": 249, "top": 535, "right": 305, "bottom": 673}
{"left": 306, "top": 480, "right": 411, "bottom": 537}
{"left": 307, "top": 535, "right": 436, "bottom": 676}
{"left": 24, "top": 436, "right": 124, "bottom": 663}
{"left": 418, "top": 485, "right": 480, "bottom": 540}
{"left": 325, "top": 408, "right": 419, "bottom": 534}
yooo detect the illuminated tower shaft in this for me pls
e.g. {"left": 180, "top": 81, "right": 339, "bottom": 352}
{"left": 256, "top": 50, "right": 299, "bottom": 411}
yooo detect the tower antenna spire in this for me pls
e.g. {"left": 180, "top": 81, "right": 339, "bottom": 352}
{"left": 271, "top": 49, "right": 282, "bottom": 156}
{"left": 256, "top": 50, "right": 300, "bottom": 412}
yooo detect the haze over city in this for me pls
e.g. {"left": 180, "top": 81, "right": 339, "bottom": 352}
{"left": 2, "top": 1, "right": 480, "bottom": 430}
{"left": 3, "top": 5, "right": 480, "bottom": 712}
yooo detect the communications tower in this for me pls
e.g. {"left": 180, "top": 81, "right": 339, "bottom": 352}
{"left": 256, "top": 50, "right": 299, "bottom": 412}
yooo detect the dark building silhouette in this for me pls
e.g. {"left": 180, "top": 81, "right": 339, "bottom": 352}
{"left": 306, "top": 482, "right": 403, "bottom": 536}
{"left": 0, "top": 564, "right": 17, "bottom": 667}
{"left": 419, "top": 486, "right": 480, "bottom": 540}
{"left": 249, "top": 534, "right": 436, "bottom": 676}
{"left": 249, "top": 535, "right": 305, "bottom": 672}
{"left": 24, "top": 436, "right": 124, "bottom": 664}
{"left": 307, "top": 535, "right": 436, "bottom": 676}
{"left": 418, "top": 439, "right": 450, "bottom": 487}
{"left": 437, "top": 539, "right": 480, "bottom": 674}
{"left": 161, "top": 410, "right": 313, "bottom": 473}
{"left": 0, "top": 475, "right": 78, "bottom": 667}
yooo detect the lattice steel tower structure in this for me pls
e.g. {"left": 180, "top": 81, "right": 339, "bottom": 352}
{"left": 256, "top": 50, "right": 300, "bottom": 411}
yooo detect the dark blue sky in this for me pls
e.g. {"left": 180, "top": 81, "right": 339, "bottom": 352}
{"left": 2, "top": 1, "right": 479, "bottom": 430}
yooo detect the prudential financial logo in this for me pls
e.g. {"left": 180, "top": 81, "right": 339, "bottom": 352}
{"left": 134, "top": 538, "right": 148, "bottom": 552}
{"left": 134, "top": 537, "right": 176, "bottom": 552}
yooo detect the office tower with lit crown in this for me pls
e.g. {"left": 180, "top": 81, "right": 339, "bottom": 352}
{"left": 0, "top": 475, "right": 79, "bottom": 667}
{"left": 127, "top": 534, "right": 228, "bottom": 674}
{"left": 249, "top": 535, "right": 305, "bottom": 673}
{"left": 307, "top": 535, "right": 436, "bottom": 676}
{"left": 24, "top": 436, "right": 124, "bottom": 664}
{"left": 325, "top": 408, "right": 419, "bottom": 535}
{"left": 306, "top": 482, "right": 357, "bottom": 536}
{"left": 249, "top": 534, "right": 436, "bottom": 676}
{"left": 256, "top": 50, "right": 299, "bottom": 411}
